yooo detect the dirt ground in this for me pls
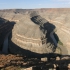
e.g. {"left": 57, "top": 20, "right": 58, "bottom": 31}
{"left": 0, "top": 53, "right": 42, "bottom": 70}
{"left": 0, "top": 52, "right": 70, "bottom": 70}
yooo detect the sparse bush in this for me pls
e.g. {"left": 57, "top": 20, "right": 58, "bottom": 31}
{"left": 58, "top": 40, "right": 63, "bottom": 45}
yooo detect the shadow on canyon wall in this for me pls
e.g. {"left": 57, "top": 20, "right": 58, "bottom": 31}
{"left": 0, "top": 16, "right": 69, "bottom": 70}
{"left": 31, "top": 14, "right": 59, "bottom": 50}
{"left": 0, "top": 16, "right": 60, "bottom": 58}
{"left": 0, "top": 16, "right": 59, "bottom": 59}
{"left": 0, "top": 17, "right": 16, "bottom": 51}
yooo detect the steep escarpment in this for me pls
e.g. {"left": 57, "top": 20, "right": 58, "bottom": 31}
{"left": 0, "top": 17, "right": 15, "bottom": 53}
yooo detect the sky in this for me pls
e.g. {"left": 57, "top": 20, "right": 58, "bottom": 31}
{"left": 0, "top": 0, "right": 70, "bottom": 9}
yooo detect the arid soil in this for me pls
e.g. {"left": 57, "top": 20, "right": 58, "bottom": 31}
{"left": 0, "top": 50, "right": 70, "bottom": 69}
{"left": 0, "top": 53, "right": 70, "bottom": 70}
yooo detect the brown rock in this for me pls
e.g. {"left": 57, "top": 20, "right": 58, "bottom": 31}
{"left": 41, "top": 57, "right": 48, "bottom": 61}
{"left": 56, "top": 56, "right": 60, "bottom": 61}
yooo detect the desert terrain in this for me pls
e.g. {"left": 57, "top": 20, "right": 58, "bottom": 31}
{"left": 0, "top": 8, "right": 70, "bottom": 70}
{"left": 0, "top": 8, "right": 70, "bottom": 48}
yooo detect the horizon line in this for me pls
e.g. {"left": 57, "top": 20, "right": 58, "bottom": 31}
{"left": 0, "top": 7, "right": 70, "bottom": 10}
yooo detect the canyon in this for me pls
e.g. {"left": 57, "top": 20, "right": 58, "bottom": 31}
{"left": 0, "top": 8, "right": 70, "bottom": 51}
{"left": 0, "top": 8, "right": 70, "bottom": 69}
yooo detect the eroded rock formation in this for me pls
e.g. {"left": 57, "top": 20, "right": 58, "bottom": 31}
{"left": 8, "top": 12, "right": 68, "bottom": 57}
{"left": 0, "top": 9, "right": 69, "bottom": 57}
